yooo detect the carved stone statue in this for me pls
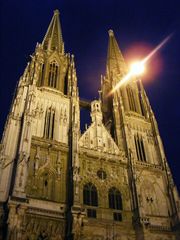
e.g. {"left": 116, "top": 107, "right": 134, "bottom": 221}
{"left": 8, "top": 205, "right": 25, "bottom": 240}
{"left": 73, "top": 213, "right": 83, "bottom": 240}
{"left": 37, "top": 230, "right": 49, "bottom": 240}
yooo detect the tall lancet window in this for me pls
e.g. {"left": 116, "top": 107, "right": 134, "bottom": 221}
{"left": 137, "top": 81, "right": 146, "bottom": 116}
{"left": 38, "top": 62, "right": 45, "bottom": 86}
{"left": 134, "top": 134, "right": 146, "bottom": 162}
{"left": 83, "top": 183, "right": 98, "bottom": 206}
{"left": 109, "top": 187, "right": 123, "bottom": 221}
{"left": 48, "top": 61, "right": 59, "bottom": 88}
{"left": 127, "top": 86, "right": 137, "bottom": 112}
{"left": 83, "top": 183, "right": 98, "bottom": 218}
{"left": 109, "top": 187, "right": 122, "bottom": 210}
{"left": 44, "top": 107, "right": 55, "bottom": 139}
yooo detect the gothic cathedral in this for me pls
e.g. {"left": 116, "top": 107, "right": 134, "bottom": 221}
{"left": 0, "top": 10, "right": 180, "bottom": 240}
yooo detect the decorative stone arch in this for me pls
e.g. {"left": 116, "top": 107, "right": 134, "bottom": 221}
{"left": 150, "top": 176, "right": 169, "bottom": 216}
{"left": 139, "top": 178, "right": 161, "bottom": 216}
{"left": 37, "top": 163, "right": 57, "bottom": 181}
{"left": 48, "top": 51, "right": 61, "bottom": 63}
{"left": 36, "top": 166, "right": 57, "bottom": 201}
{"left": 81, "top": 176, "right": 99, "bottom": 189}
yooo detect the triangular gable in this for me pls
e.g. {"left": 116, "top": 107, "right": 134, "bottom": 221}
{"left": 79, "top": 122, "right": 120, "bottom": 155}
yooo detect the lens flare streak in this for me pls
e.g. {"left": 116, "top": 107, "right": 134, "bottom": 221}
{"left": 111, "top": 33, "right": 173, "bottom": 94}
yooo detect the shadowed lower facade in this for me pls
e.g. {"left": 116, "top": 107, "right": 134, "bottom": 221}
{"left": 0, "top": 10, "right": 180, "bottom": 240}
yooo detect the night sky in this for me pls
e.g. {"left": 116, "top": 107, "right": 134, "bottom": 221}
{"left": 0, "top": 1, "right": 180, "bottom": 191}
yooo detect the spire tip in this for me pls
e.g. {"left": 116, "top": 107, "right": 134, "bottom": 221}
{"left": 108, "top": 29, "right": 114, "bottom": 37}
{"left": 42, "top": 9, "right": 63, "bottom": 52}
{"left": 54, "top": 9, "right": 59, "bottom": 15}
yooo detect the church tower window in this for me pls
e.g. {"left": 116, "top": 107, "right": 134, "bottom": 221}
{"left": 38, "top": 63, "right": 45, "bottom": 86}
{"left": 44, "top": 107, "right": 55, "bottom": 139}
{"left": 137, "top": 81, "right": 146, "bottom": 116}
{"left": 127, "top": 86, "right": 137, "bottom": 112}
{"left": 134, "top": 134, "right": 146, "bottom": 162}
{"left": 48, "top": 61, "right": 59, "bottom": 88}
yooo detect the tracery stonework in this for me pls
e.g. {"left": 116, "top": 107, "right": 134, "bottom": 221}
{"left": 0, "top": 9, "right": 180, "bottom": 240}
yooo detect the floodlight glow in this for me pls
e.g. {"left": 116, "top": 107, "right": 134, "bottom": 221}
{"left": 110, "top": 33, "right": 173, "bottom": 94}
{"left": 130, "top": 61, "right": 145, "bottom": 76}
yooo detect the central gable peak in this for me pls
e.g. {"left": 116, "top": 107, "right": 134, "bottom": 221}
{"left": 79, "top": 100, "right": 120, "bottom": 155}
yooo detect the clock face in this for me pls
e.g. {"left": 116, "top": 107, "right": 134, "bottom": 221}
{"left": 97, "top": 169, "right": 107, "bottom": 180}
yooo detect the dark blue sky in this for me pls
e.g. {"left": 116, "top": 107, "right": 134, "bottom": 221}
{"left": 0, "top": 0, "right": 180, "bottom": 191}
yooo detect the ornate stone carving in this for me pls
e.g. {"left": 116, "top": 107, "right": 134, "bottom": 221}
{"left": 7, "top": 205, "right": 26, "bottom": 240}
{"left": 57, "top": 151, "right": 62, "bottom": 177}
{"left": 22, "top": 216, "right": 64, "bottom": 240}
{"left": 72, "top": 213, "right": 83, "bottom": 240}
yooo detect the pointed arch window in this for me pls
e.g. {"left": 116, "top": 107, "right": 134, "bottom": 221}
{"left": 137, "top": 81, "right": 146, "bottom": 116}
{"left": 127, "top": 86, "right": 137, "bottom": 112}
{"left": 134, "top": 134, "right": 146, "bottom": 162}
{"left": 83, "top": 183, "right": 98, "bottom": 218}
{"left": 139, "top": 94, "right": 146, "bottom": 116}
{"left": 108, "top": 187, "right": 123, "bottom": 210}
{"left": 83, "top": 183, "right": 98, "bottom": 206}
{"left": 109, "top": 187, "right": 123, "bottom": 222}
{"left": 38, "top": 62, "right": 45, "bottom": 86}
{"left": 48, "top": 61, "right": 59, "bottom": 88}
{"left": 64, "top": 70, "right": 68, "bottom": 94}
{"left": 44, "top": 107, "right": 55, "bottom": 139}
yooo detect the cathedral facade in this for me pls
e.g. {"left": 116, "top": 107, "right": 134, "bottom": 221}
{"left": 0, "top": 10, "right": 180, "bottom": 240}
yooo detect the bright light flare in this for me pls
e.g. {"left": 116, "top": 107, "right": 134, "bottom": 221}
{"left": 110, "top": 33, "right": 173, "bottom": 94}
{"left": 130, "top": 61, "right": 145, "bottom": 76}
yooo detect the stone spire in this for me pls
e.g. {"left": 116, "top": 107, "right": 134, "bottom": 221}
{"left": 42, "top": 9, "right": 64, "bottom": 53}
{"left": 106, "top": 29, "right": 127, "bottom": 78}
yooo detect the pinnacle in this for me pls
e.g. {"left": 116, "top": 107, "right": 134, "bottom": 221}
{"left": 54, "top": 9, "right": 59, "bottom": 15}
{"left": 108, "top": 29, "right": 114, "bottom": 37}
